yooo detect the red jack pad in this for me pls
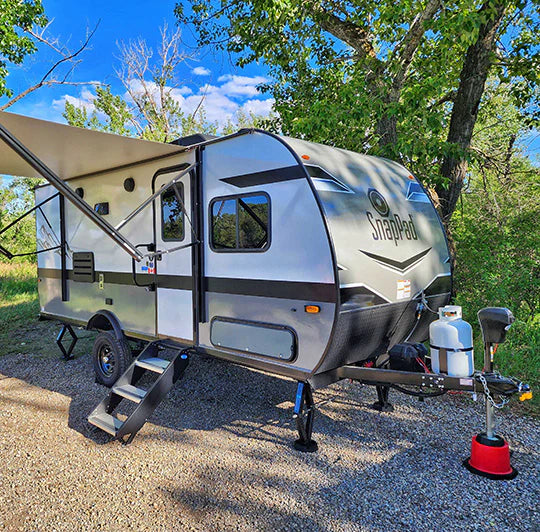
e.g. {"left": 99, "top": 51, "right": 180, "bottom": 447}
{"left": 464, "top": 434, "right": 518, "bottom": 480}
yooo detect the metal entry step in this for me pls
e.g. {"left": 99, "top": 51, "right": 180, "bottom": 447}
{"left": 135, "top": 357, "right": 170, "bottom": 373}
{"left": 88, "top": 412, "right": 124, "bottom": 436}
{"left": 88, "top": 340, "right": 189, "bottom": 444}
{"left": 112, "top": 384, "right": 147, "bottom": 403}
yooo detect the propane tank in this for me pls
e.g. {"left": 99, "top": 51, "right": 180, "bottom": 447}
{"left": 429, "top": 305, "right": 474, "bottom": 377}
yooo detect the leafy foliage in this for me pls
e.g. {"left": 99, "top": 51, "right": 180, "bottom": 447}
{"left": 0, "top": 0, "right": 47, "bottom": 98}
{"left": 451, "top": 85, "right": 539, "bottom": 396}
{"left": 176, "top": 0, "right": 539, "bottom": 195}
{"left": 0, "top": 177, "right": 43, "bottom": 262}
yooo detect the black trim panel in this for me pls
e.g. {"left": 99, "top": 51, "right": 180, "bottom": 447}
{"left": 340, "top": 285, "right": 388, "bottom": 306}
{"left": 38, "top": 268, "right": 337, "bottom": 302}
{"left": 220, "top": 165, "right": 305, "bottom": 188}
{"left": 204, "top": 276, "right": 337, "bottom": 303}
{"left": 422, "top": 274, "right": 452, "bottom": 297}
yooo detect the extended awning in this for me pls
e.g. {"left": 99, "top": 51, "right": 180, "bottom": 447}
{"left": 0, "top": 111, "right": 190, "bottom": 261}
{"left": 0, "top": 111, "right": 184, "bottom": 180}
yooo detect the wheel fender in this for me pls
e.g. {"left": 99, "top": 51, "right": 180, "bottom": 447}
{"left": 87, "top": 309, "right": 124, "bottom": 341}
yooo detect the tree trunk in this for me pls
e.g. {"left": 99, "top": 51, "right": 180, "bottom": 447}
{"left": 437, "top": 1, "right": 506, "bottom": 222}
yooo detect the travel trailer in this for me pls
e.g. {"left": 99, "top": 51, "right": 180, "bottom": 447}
{"left": 0, "top": 112, "right": 530, "bottom": 473}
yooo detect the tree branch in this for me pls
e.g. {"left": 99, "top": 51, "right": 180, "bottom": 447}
{"left": 429, "top": 90, "right": 457, "bottom": 109}
{"left": 392, "top": 0, "right": 442, "bottom": 93}
{"left": 312, "top": 5, "right": 376, "bottom": 59}
{"left": 0, "top": 22, "right": 100, "bottom": 111}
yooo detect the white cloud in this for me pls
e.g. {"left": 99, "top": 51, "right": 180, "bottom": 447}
{"left": 241, "top": 98, "right": 275, "bottom": 116}
{"left": 173, "top": 85, "right": 193, "bottom": 96}
{"left": 52, "top": 92, "right": 96, "bottom": 113}
{"left": 192, "top": 66, "right": 211, "bottom": 76}
{"left": 51, "top": 74, "right": 274, "bottom": 132}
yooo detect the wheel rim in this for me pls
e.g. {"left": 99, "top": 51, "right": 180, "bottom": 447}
{"left": 99, "top": 343, "right": 115, "bottom": 377}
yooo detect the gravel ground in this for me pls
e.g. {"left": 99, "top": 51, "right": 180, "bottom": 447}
{"left": 0, "top": 346, "right": 538, "bottom": 531}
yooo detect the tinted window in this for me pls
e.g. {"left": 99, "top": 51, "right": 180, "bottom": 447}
{"left": 211, "top": 194, "right": 269, "bottom": 251}
{"left": 211, "top": 198, "right": 237, "bottom": 249}
{"left": 161, "top": 184, "right": 184, "bottom": 241}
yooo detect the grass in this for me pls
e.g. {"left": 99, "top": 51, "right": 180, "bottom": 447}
{"left": 0, "top": 261, "right": 40, "bottom": 330}
{"left": 0, "top": 262, "right": 537, "bottom": 414}
{"left": 0, "top": 262, "right": 94, "bottom": 358}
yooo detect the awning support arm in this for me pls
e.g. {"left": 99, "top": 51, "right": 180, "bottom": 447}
{"left": 0, "top": 192, "right": 59, "bottom": 237}
{"left": 0, "top": 122, "right": 145, "bottom": 261}
{"left": 114, "top": 163, "right": 196, "bottom": 232}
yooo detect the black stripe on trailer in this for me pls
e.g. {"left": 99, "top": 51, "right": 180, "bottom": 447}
{"left": 220, "top": 165, "right": 306, "bottom": 187}
{"left": 204, "top": 276, "right": 336, "bottom": 303}
{"left": 37, "top": 268, "right": 337, "bottom": 302}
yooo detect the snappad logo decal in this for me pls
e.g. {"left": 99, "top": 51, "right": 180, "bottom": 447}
{"left": 366, "top": 188, "right": 418, "bottom": 246}
{"left": 368, "top": 189, "right": 390, "bottom": 217}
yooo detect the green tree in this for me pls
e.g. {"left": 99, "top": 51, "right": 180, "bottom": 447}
{"left": 449, "top": 82, "right": 539, "bottom": 388}
{"left": 176, "top": 0, "right": 539, "bottom": 221}
{"left": 0, "top": 0, "right": 47, "bottom": 99}
{"left": 0, "top": 177, "right": 43, "bottom": 261}
{"left": 0, "top": 2, "right": 96, "bottom": 112}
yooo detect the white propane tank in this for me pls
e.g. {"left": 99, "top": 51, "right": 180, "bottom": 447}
{"left": 429, "top": 305, "right": 474, "bottom": 377}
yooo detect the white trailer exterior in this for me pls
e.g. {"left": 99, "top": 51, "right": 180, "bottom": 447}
{"left": 0, "top": 111, "right": 530, "bottom": 457}
{"left": 0, "top": 110, "right": 451, "bottom": 386}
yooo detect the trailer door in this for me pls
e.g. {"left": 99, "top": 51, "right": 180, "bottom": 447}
{"left": 154, "top": 168, "right": 194, "bottom": 342}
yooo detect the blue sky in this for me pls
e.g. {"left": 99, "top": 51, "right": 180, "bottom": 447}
{"left": 5, "top": 0, "right": 273, "bottom": 127}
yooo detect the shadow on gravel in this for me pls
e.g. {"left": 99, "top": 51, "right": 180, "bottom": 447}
{"left": 1, "top": 341, "right": 538, "bottom": 531}
{"left": 0, "top": 344, "right": 385, "bottom": 448}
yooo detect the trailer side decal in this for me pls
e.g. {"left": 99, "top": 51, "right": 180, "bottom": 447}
{"left": 359, "top": 247, "right": 431, "bottom": 273}
{"left": 37, "top": 268, "right": 337, "bottom": 303}
{"left": 220, "top": 165, "right": 305, "bottom": 187}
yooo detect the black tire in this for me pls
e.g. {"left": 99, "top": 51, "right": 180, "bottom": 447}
{"left": 92, "top": 331, "right": 132, "bottom": 387}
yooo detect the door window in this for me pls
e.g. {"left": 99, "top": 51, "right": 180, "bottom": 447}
{"left": 161, "top": 183, "right": 184, "bottom": 241}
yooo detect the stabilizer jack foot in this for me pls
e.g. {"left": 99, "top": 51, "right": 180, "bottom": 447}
{"left": 372, "top": 401, "right": 394, "bottom": 412}
{"left": 293, "top": 381, "right": 318, "bottom": 452}
{"left": 372, "top": 385, "right": 393, "bottom": 412}
{"left": 294, "top": 439, "right": 318, "bottom": 453}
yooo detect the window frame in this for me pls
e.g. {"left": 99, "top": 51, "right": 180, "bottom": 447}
{"left": 160, "top": 182, "right": 185, "bottom": 242}
{"left": 209, "top": 191, "right": 271, "bottom": 253}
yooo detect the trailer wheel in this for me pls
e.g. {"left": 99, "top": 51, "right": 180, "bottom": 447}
{"left": 92, "top": 331, "right": 131, "bottom": 387}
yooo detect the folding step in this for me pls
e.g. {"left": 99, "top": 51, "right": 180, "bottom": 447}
{"left": 88, "top": 340, "right": 190, "bottom": 444}
{"left": 113, "top": 384, "right": 147, "bottom": 403}
{"left": 135, "top": 357, "right": 170, "bottom": 373}
{"left": 88, "top": 412, "right": 123, "bottom": 436}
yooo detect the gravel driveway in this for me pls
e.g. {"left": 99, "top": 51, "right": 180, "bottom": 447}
{"left": 0, "top": 346, "right": 538, "bottom": 531}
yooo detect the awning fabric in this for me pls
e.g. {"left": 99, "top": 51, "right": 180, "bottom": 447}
{"left": 0, "top": 111, "right": 184, "bottom": 180}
